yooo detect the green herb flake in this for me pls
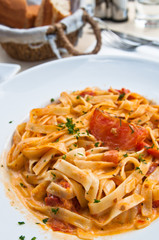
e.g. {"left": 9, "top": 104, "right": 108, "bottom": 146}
{"left": 73, "top": 144, "right": 77, "bottom": 147}
{"left": 95, "top": 142, "right": 100, "bottom": 147}
{"left": 55, "top": 138, "right": 59, "bottom": 142}
{"left": 50, "top": 98, "right": 54, "bottom": 103}
{"left": 123, "top": 153, "right": 128, "bottom": 158}
{"left": 57, "top": 123, "right": 65, "bottom": 131}
{"left": 78, "top": 153, "right": 84, "bottom": 156}
{"left": 19, "top": 236, "right": 25, "bottom": 240}
{"left": 42, "top": 218, "right": 49, "bottom": 224}
{"left": 65, "top": 118, "right": 79, "bottom": 135}
{"left": 18, "top": 221, "right": 25, "bottom": 225}
{"left": 62, "top": 155, "right": 66, "bottom": 160}
{"left": 51, "top": 172, "right": 56, "bottom": 179}
{"left": 118, "top": 93, "right": 125, "bottom": 101}
{"left": 35, "top": 222, "right": 40, "bottom": 225}
{"left": 135, "top": 167, "right": 143, "bottom": 174}
{"left": 51, "top": 208, "right": 59, "bottom": 214}
{"left": 76, "top": 95, "right": 80, "bottom": 99}
{"left": 31, "top": 237, "right": 36, "bottom": 240}
{"left": 140, "top": 158, "right": 147, "bottom": 164}
{"left": 83, "top": 111, "right": 87, "bottom": 115}
{"left": 20, "top": 183, "right": 27, "bottom": 188}
{"left": 86, "top": 130, "right": 90, "bottom": 136}
{"left": 138, "top": 154, "right": 147, "bottom": 164}
{"left": 144, "top": 144, "right": 154, "bottom": 149}
{"left": 75, "top": 132, "right": 80, "bottom": 140}
{"left": 94, "top": 199, "right": 100, "bottom": 203}
{"left": 129, "top": 125, "right": 134, "bottom": 134}
{"left": 86, "top": 96, "right": 90, "bottom": 102}
{"left": 9, "top": 121, "right": 13, "bottom": 124}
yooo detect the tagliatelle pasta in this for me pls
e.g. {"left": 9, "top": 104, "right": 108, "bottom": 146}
{"left": 7, "top": 87, "right": 159, "bottom": 239}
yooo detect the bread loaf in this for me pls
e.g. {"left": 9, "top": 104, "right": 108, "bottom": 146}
{"left": 26, "top": 5, "right": 40, "bottom": 28}
{"left": 0, "top": 0, "right": 27, "bottom": 28}
{"left": 35, "top": 0, "right": 71, "bottom": 27}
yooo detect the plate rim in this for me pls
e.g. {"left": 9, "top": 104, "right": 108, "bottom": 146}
{"left": 1, "top": 54, "right": 159, "bottom": 88}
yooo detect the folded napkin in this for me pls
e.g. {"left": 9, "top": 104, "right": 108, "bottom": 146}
{"left": 97, "top": 32, "right": 159, "bottom": 62}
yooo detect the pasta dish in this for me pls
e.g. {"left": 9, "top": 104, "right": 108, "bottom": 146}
{"left": 7, "top": 87, "right": 159, "bottom": 239}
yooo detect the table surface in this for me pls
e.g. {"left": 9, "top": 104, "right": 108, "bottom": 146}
{"left": 0, "top": 2, "right": 159, "bottom": 72}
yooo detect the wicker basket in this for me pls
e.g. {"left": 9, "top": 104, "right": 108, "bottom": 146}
{"left": 0, "top": 5, "right": 101, "bottom": 61}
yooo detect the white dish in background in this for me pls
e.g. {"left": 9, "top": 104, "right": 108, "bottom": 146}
{"left": 1, "top": 55, "right": 159, "bottom": 240}
{"left": 0, "top": 63, "right": 20, "bottom": 83}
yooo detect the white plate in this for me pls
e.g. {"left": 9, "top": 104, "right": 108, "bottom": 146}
{"left": 1, "top": 55, "right": 159, "bottom": 240}
{"left": 0, "top": 63, "right": 20, "bottom": 83}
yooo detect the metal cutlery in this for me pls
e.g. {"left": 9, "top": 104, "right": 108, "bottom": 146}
{"left": 94, "top": 17, "right": 159, "bottom": 51}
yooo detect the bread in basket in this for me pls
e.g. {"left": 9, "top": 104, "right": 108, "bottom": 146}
{"left": 0, "top": 0, "right": 101, "bottom": 61}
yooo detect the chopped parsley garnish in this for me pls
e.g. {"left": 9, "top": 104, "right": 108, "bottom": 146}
{"left": 50, "top": 98, "right": 54, "bottom": 102}
{"left": 78, "top": 153, "right": 83, "bottom": 156}
{"left": 94, "top": 199, "right": 100, "bottom": 203}
{"left": 123, "top": 153, "right": 128, "bottom": 158}
{"left": 18, "top": 221, "right": 25, "bottom": 225}
{"left": 86, "top": 96, "right": 90, "bottom": 101}
{"left": 31, "top": 237, "right": 36, "bottom": 240}
{"left": 118, "top": 93, "right": 125, "bottom": 100}
{"left": 51, "top": 172, "right": 56, "bottom": 179}
{"left": 74, "top": 143, "right": 77, "bottom": 147}
{"left": 57, "top": 123, "right": 65, "bottom": 131}
{"left": 42, "top": 218, "right": 49, "bottom": 224}
{"left": 52, "top": 208, "right": 59, "bottom": 214}
{"left": 140, "top": 158, "right": 147, "bottom": 164}
{"left": 9, "top": 121, "right": 13, "bottom": 124}
{"left": 95, "top": 142, "right": 100, "bottom": 147}
{"left": 83, "top": 111, "right": 87, "bottom": 115}
{"left": 65, "top": 118, "right": 79, "bottom": 134}
{"left": 144, "top": 144, "right": 154, "bottom": 149}
{"left": 129, "top": 125, "right": 134, "bottom": 134}
{"left": 35, "top": 223, "right": 40, "bottom": 224}
{"left": 138, "top": 119, "right": 142, "bottom": 123}
{"left": 55, "top": 138, "right": 59, "bottom": 142}
{"left": 20, "top": 183, "right": 27, "bottom": 188}
{"left": 62, "top": 155, "right": 66, "bottom": 160}
{"left": 19, "top": 236, "right": 25, "bottom": 240}
{"left": 86, "top": 130, "right": 90, "bottom": 136}
{"left": 75, "top": 132, "right": 80, "bottom": 140}
{"left": 76, "top": 95, "right": 80, "bottom": 99}
{"left": 135, "top": 167, "right": 143, "bottom": 174}
{"left": 138, "top": 154, "right": 147, "bottom": 164}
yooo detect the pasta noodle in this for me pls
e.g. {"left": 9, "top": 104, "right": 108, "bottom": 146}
{"left": 6, "top": 87, "right": 159, "bottom": 238}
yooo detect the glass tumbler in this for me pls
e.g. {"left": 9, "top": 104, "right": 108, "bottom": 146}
{"left": 135, "top": 0, "right": 159, "bottom": 27}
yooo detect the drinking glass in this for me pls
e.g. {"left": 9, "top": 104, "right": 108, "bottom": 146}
{"left": 135, "top": 0, "right": 159, "bottom": 27}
